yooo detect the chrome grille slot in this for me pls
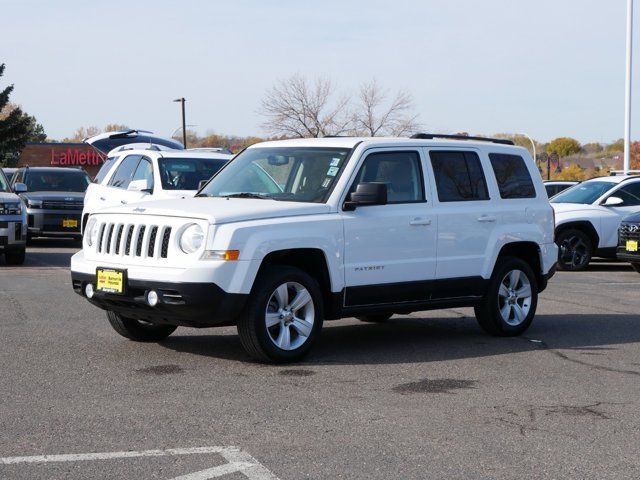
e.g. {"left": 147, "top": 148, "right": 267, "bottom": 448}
{"left": 114, "top": 225, "right": 124, "bottom": 255}
{"left": 124, "top": 225, "right": 134, "bottom": 255}
{"left": 147, "top": 226, "right": 158, "bottom": 258}
{"left": 161, "top": 227, "right": 172, "bottom": 258}
{"left": 97, "top": 224, "right": 106, "bottom": 253}
{"left": 105, "top": 224, "right": 115, "bottom": 254}
{"left": 135, "top": 225, "right": 146, "bottom": 257}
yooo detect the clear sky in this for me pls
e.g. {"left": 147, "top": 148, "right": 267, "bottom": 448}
{"left": 1, "top": 0, "right": 639, "bottom": 143}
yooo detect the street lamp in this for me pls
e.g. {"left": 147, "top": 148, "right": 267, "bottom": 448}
{"left": 624, "top": 0, "right": 634, "bottom": 174}
{"left": 171, "top": 124, "right": 197, "bottom": 140}
{"left": 517, "top": 133, "right": 537, "bottom": 166}
{"left": 173, "top": 97, "right": 187, "bottom": 148}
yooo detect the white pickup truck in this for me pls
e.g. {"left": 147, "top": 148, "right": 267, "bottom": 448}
{"left": 71, "top": 135, "right": 557, "bottom": 362}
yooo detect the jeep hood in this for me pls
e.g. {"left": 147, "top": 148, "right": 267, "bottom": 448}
{"left": 95, "top": 197, "right": 331, "bottom": 224}
{"left": 551, "top": 202, "right": 602, "bottom": 215}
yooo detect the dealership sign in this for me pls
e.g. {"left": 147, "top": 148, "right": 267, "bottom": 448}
{"left": 50, "top": 148, "right": 105, "bottom": 166}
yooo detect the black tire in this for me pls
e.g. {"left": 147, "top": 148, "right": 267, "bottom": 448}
{"left": 631, "top": 263, "right": 640, "bottom": 274}
{"left": 106, "top": 311, "right": 177, "bottom": 342}
{"left": 5, "top": 249, "right": 25, "bottom": 265}
{"left": 237, "top": 266, "right": 323, "bottom": 363}
{"left": 556, "top": 228, "right": 592, "bottom": 271}
{"left": 474, "top": 257, "right": 538, "bottom": 337}
{"left": 356, "top": 314, "right": 392, "bottom": 323}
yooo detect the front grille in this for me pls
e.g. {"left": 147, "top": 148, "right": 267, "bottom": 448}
{"left": 0, "top": 236, "right": 7, "bottom": 246}
{"left": 619, "top": 223, "right": 640, "bottom": 245}
{"left": 42, "top": 200, "right": 83, "bottom": 210}
{"left": 91, "top": 219, "right": 175, "bottom": 261}
{"left": 15, "top": 222, "right": 21, "bottom": 240}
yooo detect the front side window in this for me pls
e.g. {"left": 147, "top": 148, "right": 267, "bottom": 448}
{"left": 551, "top": 181, "right": 616, "bottom": 204}
{"left": 24, "top": 171, "right": 90, "bottom": 192}
{"left": 0, "top": 171, "right": 10, "bottom": 193}
{"left": 95, "top": 156, "right": 117, "bottom": 184}
{"left": 612, "top": 182, "right": 640, "bottom": 206}
{"left": 489, "top": 153, "right": 536, "bottom": 199}
{"left": 158, "top": 157, "right": 228, "bottom": 191}
{"left": 430, "top": 151, "right": 489, "bottom": 202}
{"left": 351, "top": 151, "right": 424, "bottom": 203}
{"left": 199, "top": 147, "right": 351, "bottom": 203}
{"left": 131, "top": 157, "right": 154, "bottom": 190}
{"left": 108, "top": 155, "right": 141, "bottom": 189}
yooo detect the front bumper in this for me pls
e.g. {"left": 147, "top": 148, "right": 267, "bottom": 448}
{"left": 26, "top": 208, "right": 82, "bottom": 237}
{"left": 71, "top": 271, "right": 247, "bottom": 327}
{"left": 0, "top": 218, "right": 27, "bottom": 251}
{"left": 616, "top": 247, "right": 640, "bottom": 264}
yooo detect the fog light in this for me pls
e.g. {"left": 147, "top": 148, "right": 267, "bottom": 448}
{"left": 147, "top": 290, "right": 159, "bottom": 307}
{"left": 85, "top": 283, "right": 94, "bottom": 299}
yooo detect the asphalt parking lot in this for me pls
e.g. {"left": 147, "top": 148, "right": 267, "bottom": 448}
{"left": 1, "top": 241, "right": 640, "bottom": 479}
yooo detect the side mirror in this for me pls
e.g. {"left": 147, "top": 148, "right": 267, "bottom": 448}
{"left": 343, "top": 182, "right": 388, "bottom": 211}
{"left": 198, "top": 179, "right": 209, "bottom": 190}
{"left": 13, "top": 182, "right": 27, "bottom": 193}
{"left": 128, "top": 179, "right": 152, "bottom": 194}
{"left": 603, "top": 196, "right": 623, "bottom": 207}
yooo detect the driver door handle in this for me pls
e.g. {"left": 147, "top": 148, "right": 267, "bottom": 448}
{"left": 410, "top": 217, "right": 432, "bottom": 226}
{"left": 120, "top": 200, "right": 128, "bottom": 205}
{"left": 477, "top": 215, "right": 496, "bottom": 223}
{"left": 99, "top": 197, "right": 106, "bottom": 201}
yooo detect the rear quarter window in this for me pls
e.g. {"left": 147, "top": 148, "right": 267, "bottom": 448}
{"left": 488, "top": 153, "right": 536, "bottom": 199}
{"left": 429, "top": 151, "right": 489, "bottom": 202}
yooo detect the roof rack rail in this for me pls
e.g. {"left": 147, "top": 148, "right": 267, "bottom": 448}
{"left": 410, "top": 133, "right": 514, "bottom": 145}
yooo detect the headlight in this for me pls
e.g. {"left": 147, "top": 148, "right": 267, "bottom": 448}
{"left": 27, "top": 199, "right": 43, "bottom": 209}
{"left": 0, "top": 203, "right": 21, "bottom": 215}
{"left": 179, "top": 224, "right": 204, "bottom": 254}
{"left": 85, "top": 217, "right": 98, "bottom": 246}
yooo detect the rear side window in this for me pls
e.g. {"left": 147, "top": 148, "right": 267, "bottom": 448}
{"left": 108, "top": 155, "right": 141, "bottom": 189}
{"left": 429, "top": 151, "right": 489, "bottom": 202}
{"left": 489, "top": 153, "right": 536, "bottom": 199}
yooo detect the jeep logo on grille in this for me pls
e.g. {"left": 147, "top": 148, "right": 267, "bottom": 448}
{"left": 133, "top": 207, "right": 146, "bottom": 213}
{"left": 630, "top": 225, "right": 639, "bottom": 233}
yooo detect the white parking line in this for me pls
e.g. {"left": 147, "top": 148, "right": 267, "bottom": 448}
{"left": 0, "top": 446, "right": 280, "bottom": 480}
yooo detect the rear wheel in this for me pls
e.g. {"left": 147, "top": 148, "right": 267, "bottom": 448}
{"left": 237, "top": 266, "right": 323, "bottom": 363}
{"left": 357, "top": 314, "right": 392, "bottom": 323}
{"left": 631, "top": 263, "right": 640, "bottom": 274}
{"left": 5, "top": 249, "right": 25, "bottom": 265}
{"left": 106, "top": 311, "right": 176, "bottom": 342}
{"left": 556, "top": 229, "right": 592, "bottom": 271}
{"left": 474, "top": 257, "right": 538, "bottom": 336}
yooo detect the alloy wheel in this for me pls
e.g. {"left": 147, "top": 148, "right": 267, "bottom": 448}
{"left": 265, "top": 282, "right": 315, "bottom": 351}
{"left": 559, "top": 234, "right": 589, "bottom": 269}
{"left": 497, "top": 269, "right": 532, "bottom": 326}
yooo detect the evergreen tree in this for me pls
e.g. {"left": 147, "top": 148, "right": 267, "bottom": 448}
{"left": 0, "top": 63, "right": 46, "bottom": 167}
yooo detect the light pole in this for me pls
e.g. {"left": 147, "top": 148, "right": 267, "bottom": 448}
{"left": 518, "top": 133, "right": 537, "bottom": 167}
{"left": 173, "top": 97, "right": 187, "bottom": 148}
{"left": 171, "top": 124, "right": 197, "bottom": 141}
{"left": 624, "top": 0, "right": 634, "bottom": 174}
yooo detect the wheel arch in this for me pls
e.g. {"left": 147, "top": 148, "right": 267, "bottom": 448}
{"left": 496, "top": 241, "right": 544, "bottom": 291}
{"left": 555, "top": 220, "right": 600, "bottom": 250}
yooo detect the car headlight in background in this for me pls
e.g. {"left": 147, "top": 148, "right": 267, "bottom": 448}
{"left": 179, "top": 224, "right": 205, "bottom": 254}
{"left": 85, "top": 217, "right": 98, "bottom": 246}
{"left": 26, "top": 199, "right": 43, "bottom": 209}
{"left": 0, "top": 203, "right": 21, "bottom": 215}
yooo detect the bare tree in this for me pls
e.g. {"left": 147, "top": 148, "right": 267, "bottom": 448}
{"left": 260, "top": 74, "right": 352, "bottom": 138}
{"left": 351, "top": 80, "right": 420, "bottom": 136}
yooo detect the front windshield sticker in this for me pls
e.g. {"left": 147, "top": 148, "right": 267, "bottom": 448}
{"left": 321, "top": 178, "right": 332, "bottom": 188}
{"left": 330, "top": 158, "right": 341, "bottom": 167}
{"left": 327, "top": 166, "right": 339, "bottom": 176}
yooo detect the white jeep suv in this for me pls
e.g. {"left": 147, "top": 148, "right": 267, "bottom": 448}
{"left": 71, "top": 134, "right": 557, "bottom": 362}
{"left": 83, "top": 148, "right": 233, "bottom": 230}
{"left": 550, "top": 175, "right": 640, "bottom": 270}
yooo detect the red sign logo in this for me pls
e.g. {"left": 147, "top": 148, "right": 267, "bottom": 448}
{"left": 51, "top": 148, "right": 105, "bottom": 166}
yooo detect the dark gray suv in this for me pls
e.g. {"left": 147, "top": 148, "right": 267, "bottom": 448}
{"left": 11, "top": 167, "right": 91, "bottom": 241}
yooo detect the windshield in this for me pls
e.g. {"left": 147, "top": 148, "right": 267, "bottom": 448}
{"left": 25, "top": 171, "right": 91, "bottom": 193}
{"left": 550, "top": 181, "right": 616, "bottom": 204}
{"left": 199, "top": 147, "right": 351, "bottom": 203}
{"left": 159, "top": 157, "right": 229, "bottom": 190}
{"left": 0, "top": 171, "right": 9, "bottom": 193}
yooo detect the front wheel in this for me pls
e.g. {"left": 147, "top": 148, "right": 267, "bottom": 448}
{"left": 556, "top": 229, "right": 592, "bottom": 271}
{"left": 474, "top": 257, "right": 538, "bottom": 336}
{"left": 106, "top": 311, "right": 177, "bottom": 342}
{"left": 631, "top": 263, "right": 640, "bottom": 274}
{"left": 237, "top": 266, "right": 323, "bottom": 363}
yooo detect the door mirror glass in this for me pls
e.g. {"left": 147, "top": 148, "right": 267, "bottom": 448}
{"left": 13, "top": 182, "right": 27, "bottom": 193}
{"left": 344, "top": 182, "right": 388, "bottom": 210}
{"left": 127, "top": 179, "right": 152, "bottom": 193}
{"left": 603, "top": 196, "right": 623, "bottom": 207}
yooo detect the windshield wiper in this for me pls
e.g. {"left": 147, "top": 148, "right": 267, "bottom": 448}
{"left": 195, "top": 192, "right": 210, "bottom": 197}
{"left": 221, "top": 192, "right": 271, "bottom": 200}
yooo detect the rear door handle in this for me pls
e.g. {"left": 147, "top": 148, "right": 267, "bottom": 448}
{"left": 477, "top": 215, "right": 496, "bottom": 223}
{"left": 410, "top": 217, "right": 432, "bottom": 226}
{"left": 99, "top": 197, "right": 106, "bottom": 201}
{"left": 120, "top": 200, "right": 128, "bottom": 205}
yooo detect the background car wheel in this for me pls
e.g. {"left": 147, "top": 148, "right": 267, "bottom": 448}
{"left": 4, "top": 249, "right": 25, "bottom": 265}
{"left": 106, "top": 311, "right": 177, "bottom": 342}
{"left": 631, "top": 263, "right": 640, "bottom": 274}
{"left": 237, "top": 266, "right": 323, "bottom": 363}
{"left": 474, "top": 257, "right": 538, "bottom": 336}
{"left": 356, "top": 314, "right": 392, "bottom": 323}
{"left": 556, "top": 229, "right": 592, "bottom": 271}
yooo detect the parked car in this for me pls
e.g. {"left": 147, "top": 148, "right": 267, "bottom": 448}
{"left": 617, "top": 212, "right": 640, "bottom": 273}
{"left": 71, "top": 134, "right": 557, "bottom": 362}
{"left": 544, "top": 181, "right": 578, "bottom": 198}
{"left": 82, "top": 148, "right": 233, "bottom": 230}
{"left": 11, "top": 167, "right": 91, "bottom": 241}
{"left": 0, "top": 168, "right": 27, "bottom": 264}
{"left": 2, "top": 167, "right": 17, "bottom": 184}
{"left": 550, "top": 175, "right": 640, "bottom": 270}
{"left": 84, "top": 129, "right": 185, "bottom": 155}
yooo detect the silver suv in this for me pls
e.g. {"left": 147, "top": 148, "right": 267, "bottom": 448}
{"left": 0, "top": 169, "right": 27, "bottom": 264}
